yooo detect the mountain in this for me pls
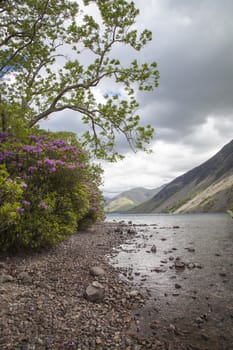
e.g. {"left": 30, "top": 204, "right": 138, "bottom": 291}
{"left": 129, "top": 140, "right": 233, "bottom": 214}
{"left": 104, "top": 186, "right": 165, "bottom": 213}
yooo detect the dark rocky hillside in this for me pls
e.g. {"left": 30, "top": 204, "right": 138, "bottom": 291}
{"left": 129, "top": 139, "right": 233, "bottom": 213}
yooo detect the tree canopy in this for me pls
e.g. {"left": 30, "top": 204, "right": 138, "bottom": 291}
{"left": 0, "top": 0, "right": 159, "bottom": 160}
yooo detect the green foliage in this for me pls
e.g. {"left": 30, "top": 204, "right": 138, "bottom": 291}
{"left": 0, "top": 0, "right": 159, "bottom": 160}
{"left": 0, "top": 165, "right": 23, "bottom": 249}
{"left": 0, "top": 130, "right": 104, "bottom": 252}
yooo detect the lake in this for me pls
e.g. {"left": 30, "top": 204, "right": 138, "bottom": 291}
{"left": 106, "top": 213, "right": 233, "bottom": 350}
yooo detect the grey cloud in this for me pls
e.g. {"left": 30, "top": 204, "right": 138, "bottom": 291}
{"left": 129, "top": 0, "right": 233, "bottom": 151}
{"left": 40, "top": 0, "right": 233, "bottom": 194}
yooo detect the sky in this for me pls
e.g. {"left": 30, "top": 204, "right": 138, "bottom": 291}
{"left": 40, "top": 0, "right": 233, "bottom": 197}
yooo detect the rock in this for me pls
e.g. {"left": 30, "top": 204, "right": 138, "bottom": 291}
{"left": 195, "top": 317, "right": 204, "bottom": 324}
{"left": 185, "top": 247, "right": 195, "bottom": 253}
{"left": 127, "top": 228, "right": 136, "bottom": 235}
{"left": 161, "top": 259, "right": 168, "bottom": 264}
{"left": 219, "top": 271, "right": 227, "bottom": 277}
{"left": 85, "top": 281, "right": 105, "bottom": 302}
{"left": 128, "top": 290, "right": 139, "bottom": 297}
{"left": 0, "top": 274, "right": 14, "bottom": 283}
{"left": 175, "top": 283, "right": 182, "bottom": 289}
{"left": 90, "top": 266, "right": 105, "bottom": 277}
{"left": 95, "top": 337, "right": 102, "bottom": 345}
{"left": 187, "top": 263, "right": 195, "bottom": 269}
{"left": 151, "top": 245, "right": 157, "bottom": 253}
{"left": 195, "top": 263, "right": 203, "bottom": 269}
{"left": 174, "top": 259, "right": 185, "bottom": 269}
{"left": 17, "top": 271, "right": 32, "bottom": 284}
{"left": 151, "top": 267, "right": 166, "bottom": 273}
{"left": 0, "top": 262, "right": 7, "bottom": 269}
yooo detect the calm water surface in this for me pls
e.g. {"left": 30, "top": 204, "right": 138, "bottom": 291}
{"left": 106, "top": 213, "right": 233, "bottom": 349}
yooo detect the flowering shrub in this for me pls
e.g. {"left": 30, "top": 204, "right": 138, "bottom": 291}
{"left": 0, "top": 165, "right": 23, "bottom": 248}
{"left": 0, "top": 131, "right": 104, "bottom": 251}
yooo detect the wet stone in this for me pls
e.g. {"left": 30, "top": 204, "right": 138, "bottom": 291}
{"left": 151, "top": 245, "right": 157, "bottom": 253}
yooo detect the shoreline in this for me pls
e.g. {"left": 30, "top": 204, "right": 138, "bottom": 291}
{"left": 0, "top": 220, "right": 231, "bottom": 350}
{"left": 0, "top": 221, "right": 154, "bottom": 350}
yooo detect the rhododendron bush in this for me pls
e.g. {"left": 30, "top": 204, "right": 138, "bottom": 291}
{"left": 0, "top": 130, "right": 104, "bottom": 251}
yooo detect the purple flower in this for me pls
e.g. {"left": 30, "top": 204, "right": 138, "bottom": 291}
{"left": 35, "top": 147, "right": 42, "bottom": 153}
{"left": 17, "top": 207, "right": 25, "bottom": 212}
{"left": 22, "top": 200, "right": 31, "bottom": 206}
{"left": 28, "top": 166, "right": 37, "bottom": 172}
{"left": 23, "top": 145, "right": 36, "bottom": 152}
{"left": 44, "top": 158, "right": 55, "bottom": 165}
{"left": 39, "top": 201, "right": 48, "bottom": 209}
{"left": 56, "top": 160, "right": 65, "bottom": 166}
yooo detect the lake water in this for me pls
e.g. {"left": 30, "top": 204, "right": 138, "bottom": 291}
{"left": 106, "top": 213, "right": 233, "bottom": 349}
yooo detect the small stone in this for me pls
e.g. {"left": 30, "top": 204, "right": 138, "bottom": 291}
{"left": 95, "top": 337, "right": 102, "bottom": 345}
{"left": 175, "top": 283, "right": 181, "bottom": 289}
{"left": 17, "top": 271, "right": 32, "bottom": 284}
{"left": 0, "top": 274, "right": 14, "bottom": 283}
{"left": 187, "top": 247, "right": 195, "bottom": 252}
{"left": 128, "top": 290, "right": 139, "bottom": 297}
{"left": 174, "top": 261, "right": 185, "bottom": 269}
{"left": 201, "top": 334, "right": 209, "bottom": 341}
{"left": 90, "top": 266, "right": 105, "bottom": 277}
{"left": 219, "top": 271, "right": 227, "bottom": 277}
{"left": 161, "top": 259, "right": 168, "bottom": 264}
{"left": 127, "top": 228, "right": 136, "bottom": 235}
{"left": 187, "top": 263, "right": 195, "bottom": 269}
{"left": 195, "top": 263, "right": 203, "bottom": 269}
{"left": 0, "top": 262, "right": 6, "bottom": 269}
{"left": 195, "top": 317, "right": 204, "bottom": 324}
{"left": 151, "top": 245, "right": 157, "bottom": 253}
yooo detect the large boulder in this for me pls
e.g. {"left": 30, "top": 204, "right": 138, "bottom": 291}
{"left": 85, "top": 281, "right": 105, "bottom": 302}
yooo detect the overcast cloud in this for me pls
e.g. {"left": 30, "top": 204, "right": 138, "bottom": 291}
{"left": 41, "top": 0, "right": 233, "bottom": 197}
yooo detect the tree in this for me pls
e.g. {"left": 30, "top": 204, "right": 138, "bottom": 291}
{"left": 0, "top": 0, "right": 159, "bottom": 160}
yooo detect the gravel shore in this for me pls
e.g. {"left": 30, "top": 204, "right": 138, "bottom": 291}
{"left": 1, "top": 221, "right": 225, "bottom": 350}
{"left": 0, "top": 221, "right": 165, "bottom": 350}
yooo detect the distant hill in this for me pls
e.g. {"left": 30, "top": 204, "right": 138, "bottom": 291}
{"left": 129, "top": 139, "right": 233, "bottom": 214}
{"left": 104, "top": 186, "right": 165, "bottom": 213}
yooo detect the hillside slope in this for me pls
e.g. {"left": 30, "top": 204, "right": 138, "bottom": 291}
{"left": 130, "top": 139, "right": 233, "bottom": 213}
{"left": 104, "top": 186, "right": 164, "bottom": 213}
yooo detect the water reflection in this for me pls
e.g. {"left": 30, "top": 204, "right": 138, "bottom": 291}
{"left": 107, "top": 214, "right": 233, "bottom": 349}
